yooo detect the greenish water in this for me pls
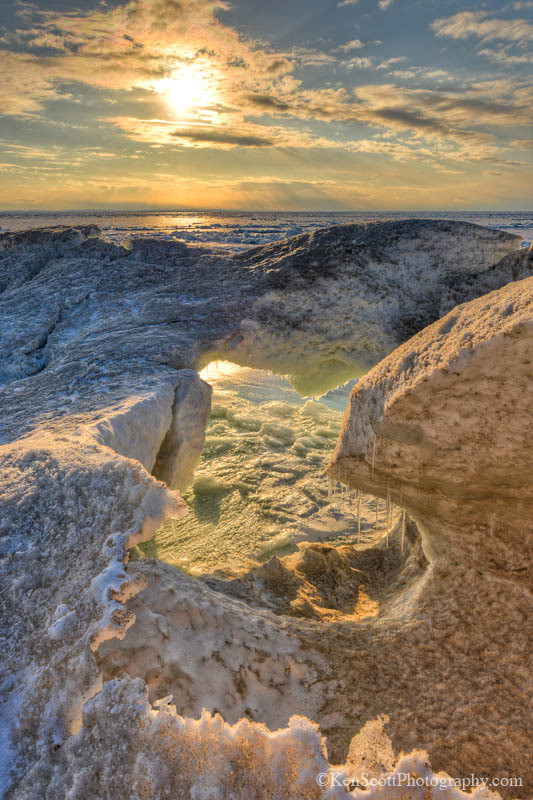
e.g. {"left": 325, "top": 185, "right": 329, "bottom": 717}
{"left": 141, "top": 362, "right": 391, "bottom": 575}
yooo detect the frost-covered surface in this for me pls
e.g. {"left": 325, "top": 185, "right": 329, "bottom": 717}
{"left": 0, "top": 221, "right": 530, "bottom": 798}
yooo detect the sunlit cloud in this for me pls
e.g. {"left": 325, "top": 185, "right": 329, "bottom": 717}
{"left": 343, "top": 56, "right": 374, "bottom": 69}
{"left": 335, "top": 39, "right": 365, "bottom": 52}
{"left": 478, "top": 47, "right": 533, "bottom": 65}
{"left": 389, "top": 67, "right": 451, "bottom": 81}
{"left": 376, "top": 57, "right": 407, "bottom": 70}
{"left": 0, "top": 0, "right": 297, "bottom": 114}
{"left": 109, "top": 115, "right": 350, "bottom": 150}
{"left": 432, "top": 10, "right": 533, "bottom": 43}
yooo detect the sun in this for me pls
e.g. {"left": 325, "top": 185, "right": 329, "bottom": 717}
{"left": 156, "top": 65, "right": 218, "bottom": 117}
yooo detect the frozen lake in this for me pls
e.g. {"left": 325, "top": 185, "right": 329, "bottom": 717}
{"left": 1, "top": 209, "right": 531, "bottom": 252}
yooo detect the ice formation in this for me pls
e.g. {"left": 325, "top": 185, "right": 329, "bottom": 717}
{"left": 328, "top": 274, "right": 533, "bottom": 792}
{"left": 219, "top": 220, "right": 526, "bottom": 395}
{"left": 0, "top": 221, "right": 531, "bottom": 798}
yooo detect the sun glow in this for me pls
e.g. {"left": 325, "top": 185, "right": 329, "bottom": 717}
{"left": 157, "top": 64, "right": 219, "bottom": 117}
{"left": 199, "top": 360, "right": 246, "bottom": 382}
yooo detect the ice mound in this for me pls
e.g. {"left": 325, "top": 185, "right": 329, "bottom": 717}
{"left": 329, "top": 276, "right": 533, "bottom": 792}
{"left": 221, "top": 220, "right": 527, "bottom": 395}
{"left": 0, "top": 221, "right": 530, "bottom": 798}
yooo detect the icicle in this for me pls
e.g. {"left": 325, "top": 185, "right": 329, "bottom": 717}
{"left": 327, "top": 477, "right": 333, "bottom": 500}
{"left": 401, "top": 510, "right": 406, "bottom": 550}
{"left": 400, "top": 486, "right": 405, "bottom": 536}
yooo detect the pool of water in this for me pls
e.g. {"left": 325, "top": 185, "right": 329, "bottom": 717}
{"left": 140, "top": 362, "right": 395, "bottom": 575}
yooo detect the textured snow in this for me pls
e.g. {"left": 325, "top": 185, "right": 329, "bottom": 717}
{"left": 0, "top": 220, "right": 531, "bottom": 798}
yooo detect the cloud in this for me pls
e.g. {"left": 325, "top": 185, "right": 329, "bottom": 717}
{"left": 1, "top": 139, "right": 530, "bottom": 212}
{"left": 108, "top": 116, "right": 346, "bottom": 150}
{"left": 233, "top": 75, "right": 532, "bottom": 164}
{"left": 337, "top": 0, "right": 358, "bottom": 6}
{"left": 0, "top": 167, "right": 371, "bottom": 212}
{"left": 244, "top": 94, "right": 290, "bottom": 111}
{"left": 170, "top": 128, "right": 275, "bottom": 147}
{"left": 240, "top": 74, "right": 532, "bottom": 155}
{"left": 378, "top": 0, "right": 394, "bottom": 9}
{"left": 431, "top": 11, "right": 533, "bottom": 43}
{"left": 389, "top": 67, "right": 450, "bottom": 81}
{"left": 348, "top": 81, "right": 532, "bottom": 155}
{"left": 374, "top": 107, "right": 446, "bottom": 133}
{"left": 511, "top": 138, "right": 533, "bottom": 148}
{"left": 478, "top": 47, "right": 533, "bottom": 65}
{"left": 335, "top": 39, "right": 365, "bottom": 52}
{"left": 376, "top": 57, "right": 407, "bottom": 70}
{"left": 0, "top": 52, "right": 64, "bottom": 114}
{"left": 266, "top": 59, "right": 292, "bottom": 73}
{"left": 343, "top": 56, "right": 374, "bottom": 69}
{"left": 503, "top": 1, "right": 533, "bottom": 9}
{"left": 291, "top": 48, "right": 338, "bottom": 66}
{"left": 0, "top": 0, "right": 298, "bottom": 114}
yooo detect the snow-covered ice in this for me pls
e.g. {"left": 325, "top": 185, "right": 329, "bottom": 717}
{"left": 0, "top": 220, "right": 531, "bottom": 798}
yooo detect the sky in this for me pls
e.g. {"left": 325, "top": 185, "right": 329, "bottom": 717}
{"left": 0, "top": 0, "right": 531, "bottom": 211}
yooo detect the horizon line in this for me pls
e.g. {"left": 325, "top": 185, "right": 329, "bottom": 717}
{"left": 0, "top": 208, "right": 531, "bottom": 215}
